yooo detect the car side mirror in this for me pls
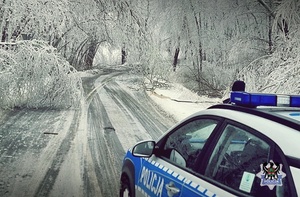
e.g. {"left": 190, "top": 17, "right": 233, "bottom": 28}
{"left": 132, "top": 140, "right": 155, "bottom": 157}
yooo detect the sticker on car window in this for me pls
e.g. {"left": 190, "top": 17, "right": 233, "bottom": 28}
{"left": 239, "top": 171, "right": 255, "bottom": 193}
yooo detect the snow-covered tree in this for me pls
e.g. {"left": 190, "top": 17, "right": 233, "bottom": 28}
{"left": 65, "top": 0, "right": 116, "bottom": 70}
{"left": 1, "top": 0, "right": 300, "bottom": 100}
{"left": 0, "top": 0, "right": 72, "bottom": 43}
{"left": 148, "top": 0, "right": 297, "bottom": 96}
{"left": 0, "top": 0, "right": 83, "bottom": 109}
{"left": 0, "top": 40, "right": 82, "bottom": 109}
{"left": 238, "top": 0, "right": 300, "bottom": 94}
{"left": 0, "top": 0, "right": 119, "bottom": 70}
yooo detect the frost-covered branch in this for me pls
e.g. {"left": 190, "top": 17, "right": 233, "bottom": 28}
{"left": 0, "top": 40, "right": 82, "bottom": 109}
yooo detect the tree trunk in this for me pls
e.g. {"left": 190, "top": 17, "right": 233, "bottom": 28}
{"left": 173, "top": 48, "right": 180, "bottom": 71}
{"left": 1, "top": 21, "right": 8, "bottom": 42}
{"left": 1, "top": 28, "right": 7, "bottom": 42}
{"left": 84, "top": 41, "right": 97, "bottom": 70}
{"left": 121, "top": 45, "right": 126, "bottom": 64}
{"left": 257, "top": 0, "right": 288, "bottom": 38}
{"left": 268, "top": 0, "right": 273, "bottom": 53}
{"left": 199, "top": 42, "right": 203, "bottom": 72}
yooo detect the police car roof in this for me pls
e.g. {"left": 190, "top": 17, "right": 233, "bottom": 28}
{"left": 210, "top": 104, "right": 300, "bottom": 130}
{"left": 202, "top": 104, "right": 300, "bottom": 160}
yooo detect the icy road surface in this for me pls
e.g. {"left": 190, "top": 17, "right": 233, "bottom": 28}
{"left": 0, "top": 68, "right": 176, "bottom": 197}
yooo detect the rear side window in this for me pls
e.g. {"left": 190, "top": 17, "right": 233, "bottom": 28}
{"left": 204, "top": 123, "right": 293, "bottom": 196}
{"left": 205, "top": 124, "right": 270, "bottom": 195}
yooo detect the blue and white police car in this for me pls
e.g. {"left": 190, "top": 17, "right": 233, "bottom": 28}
{"left": 119, "top": 91, "right": 300, "bottom": 197}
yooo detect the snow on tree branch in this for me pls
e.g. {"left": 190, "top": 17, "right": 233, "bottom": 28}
{"left": 0, "top": 40, "right": 82, "bottom": 109}
{"left": 238, "top": 28, "right": 300, "bottom": 94}
{"left": 237, "top": 0, "right": 300, "bottom": 94}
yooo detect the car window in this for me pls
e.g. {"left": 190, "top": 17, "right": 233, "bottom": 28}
{"left": 204, "top": 124, "right": 273, "bottom": 195}
{"left": 162, "top": 118, "right": 218, "bottom": 169}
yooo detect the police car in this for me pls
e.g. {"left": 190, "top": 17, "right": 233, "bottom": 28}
{"left": 119, "top": 91, "right": 300, "bottom": 197}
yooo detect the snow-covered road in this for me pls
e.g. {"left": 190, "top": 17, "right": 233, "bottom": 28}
{"left": 0, "top": 68, "right": 178, "bottom": 197}
{"left": 82, "top": 70, "right": 176, "bottom": 196}
{"left": 0, "top": 106, "right": 81, "bottom": 196}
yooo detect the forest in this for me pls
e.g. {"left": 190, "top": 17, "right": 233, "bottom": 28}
{"left": 0, "top": 0, "right": 300, "bottom": 109}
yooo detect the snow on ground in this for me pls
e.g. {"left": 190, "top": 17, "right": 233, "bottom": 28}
{"left": 79, "top": 68, "right": 223, "bottom": 122}
{"left": 148, "top": 84, "right": 222, "bottom": 121}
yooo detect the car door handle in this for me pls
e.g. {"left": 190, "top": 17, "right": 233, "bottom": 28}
{"left": 166, "top": 182, "right": 180, "bottom": 196}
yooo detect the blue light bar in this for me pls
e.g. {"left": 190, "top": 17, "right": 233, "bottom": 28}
{"left": 290, "top": 96, "right": 300, "bottom": 107}
{"left": 230, "top": 91, "right": 300, "bottom": 107}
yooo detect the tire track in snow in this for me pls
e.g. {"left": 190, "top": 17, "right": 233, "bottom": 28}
{"left": 103, "top": 81, "right": 170, "bottom": 140}
{"left": 85, "top": 92, "right": 125, "bottom": 197}
{"left": 82, "top": 72, "right": 124, "bottom": 197}
{"left": 0, "top": 108, "right": 71, "bottom": 197}
{"left": 33, "top": 109, "right": 81, "bottom": 197}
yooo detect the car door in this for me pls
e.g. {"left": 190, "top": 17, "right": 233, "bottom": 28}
{"left": 195, "top": 121, "right": 295, "bottom": 196}
{"left": 135, "top": 117, "right": 221, "bottom": 197}
{"left": 135, "top": 155, "right": 185, "bottom": 197}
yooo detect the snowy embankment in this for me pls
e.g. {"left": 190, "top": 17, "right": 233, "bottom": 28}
{"left": 148, "top": 84, "right": 222, "bottom": 121}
